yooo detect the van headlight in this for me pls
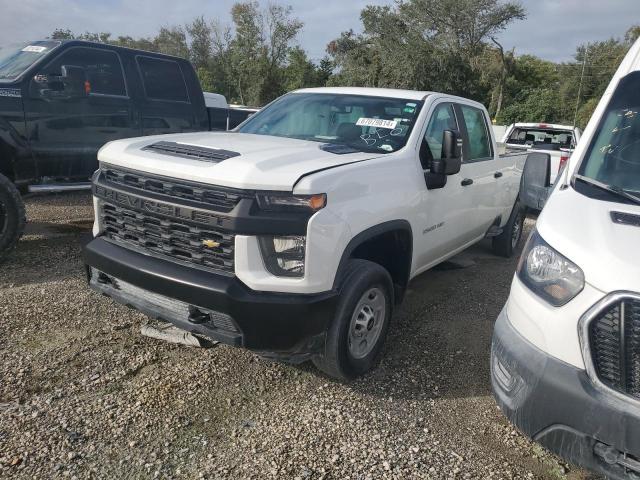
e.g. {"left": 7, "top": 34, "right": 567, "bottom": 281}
{"left": 259, "top": 235, "right": 306, "bottom": 277}
{"left": 517, "top": 230, "right": 584, "bottom": 306}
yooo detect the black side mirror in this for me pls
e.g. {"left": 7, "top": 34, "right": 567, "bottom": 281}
{"left": 521, "top": 152, "right": 551, "bottom": 211}
{"left": 60, "top": 65, "right": 88, "bottom": 98}
{"left": 432, "top": 130, "right": 462, "bottom": 176}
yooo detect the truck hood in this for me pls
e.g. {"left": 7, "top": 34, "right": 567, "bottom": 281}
{"left": 537, "top": 186, "right": 640, "bottom": 293}
{"left": 97, "top": 131, "right": 381, "bottom": 191}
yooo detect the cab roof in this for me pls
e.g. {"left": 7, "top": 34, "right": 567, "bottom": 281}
{"left": 293, "top": 87, "right": 433, "bottom": 101}
{"left": 292, "top": 87, "right": 491, "bottom": 112}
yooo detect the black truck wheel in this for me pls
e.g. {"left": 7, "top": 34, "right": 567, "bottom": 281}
{"left": 0, "top": 173, "right": 26, "bottom": 261}
{"left": 492, "top": 199, "right": 525, "bottom": 258}
{"left": 313, "top": 259, "right": 393, "bottom": 380}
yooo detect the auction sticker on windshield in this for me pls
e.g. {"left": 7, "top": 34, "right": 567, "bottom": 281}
{"left": 356, "top": 118, "right": 398, "bottom": 129}
{"left": 22, "top": 45, "right": 48, "bottom": 53}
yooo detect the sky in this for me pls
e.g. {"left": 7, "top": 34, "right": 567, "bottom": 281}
{"left": 1, "top": 0, "right": 639, "bottom": 63}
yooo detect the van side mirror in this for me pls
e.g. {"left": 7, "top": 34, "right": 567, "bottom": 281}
{"left": 431, "top": 130, "right": 462, "bottom": 175}
{"left": 521, "top": 152, "right": 552, "bottom": 211}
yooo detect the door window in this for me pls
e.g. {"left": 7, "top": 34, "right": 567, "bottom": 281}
{"left": 37, "top": 47, "right": 126, "bottom": 97}
{"left": 421, "top": 103, "right": 458, "bottom": 169}
{"left": 137, "top": 56, "right": 189, "bottom": 102}
{"left": 460, "top": 105, "right": 492, "bottom": 160}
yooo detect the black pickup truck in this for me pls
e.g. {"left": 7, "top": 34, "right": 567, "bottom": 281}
{"left": 0, "top": 39, "right": 254, "bottom": 259}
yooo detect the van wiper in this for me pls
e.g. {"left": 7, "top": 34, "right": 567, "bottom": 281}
{"left": 574, "top": 174, "right": 640, "bottom": 206}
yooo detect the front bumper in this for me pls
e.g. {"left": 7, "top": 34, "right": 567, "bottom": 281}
{"left": 84, "top": 237, "right": 338, "bottom": 361}
{"left": 491, "top": 307, "right": 640, "bottom": 479}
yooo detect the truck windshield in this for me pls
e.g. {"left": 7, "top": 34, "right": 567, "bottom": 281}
{"left": 0, "top": 41, "right": 60, "bottom": 81}
{"left": 507, "top": 127, "right": 575, "bottom": 151}
{"left": 237, "top": 92, "right": 424, "bottom": 154}
{"left": 579, "top": 71, "right": 640, "bottom": 195}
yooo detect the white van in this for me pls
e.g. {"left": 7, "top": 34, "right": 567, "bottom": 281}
{"left": 491, "top": 39, "right": 640, "bottom": 478}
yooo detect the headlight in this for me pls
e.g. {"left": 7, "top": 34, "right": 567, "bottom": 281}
{"left": 256, "top": 193, "right": 326, "bottom": 212}
{"left": 259, "top": 235, "right": 306, "bottom": 277}
{"left": 517, "top": 230, "right": 584, "bottom": 306}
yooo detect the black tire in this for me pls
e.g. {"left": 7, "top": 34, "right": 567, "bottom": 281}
{"left": 312, "top": 259, "right": 393, "bottom": 381}
{"left": 0, "top": 173, "right": 26, "bottom": 262}
{"left": 492, "top": 199, "right": 525, "bottom": 258}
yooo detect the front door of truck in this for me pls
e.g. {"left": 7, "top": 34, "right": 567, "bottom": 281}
{"left": 414, "top": 101, "right": 480, "bottom": 269}
{"left": 23, "top": 46, "right": 140, "bottom": 182}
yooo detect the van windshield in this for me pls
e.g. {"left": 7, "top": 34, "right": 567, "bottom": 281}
{"left": 237, "top": 92, "right": 424, "bottom": 154}
{"left": 579, "top": 71, "right": 640, "bottom": 195}
{"left": 0, "top": 41, "right": 60, "bottom": 81}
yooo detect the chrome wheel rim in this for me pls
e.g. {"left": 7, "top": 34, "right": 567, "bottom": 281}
{"left": 348, "top": 287, "right": 386, "bottom": 360}
{"left": 511, "top": 212, "right": 523, "bottom": 249}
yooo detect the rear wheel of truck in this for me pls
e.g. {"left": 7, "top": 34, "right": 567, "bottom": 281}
{"left": 0, "top": 173, "right": 26, "bottom": 262}
{"left": 492, "top": 199, "right": 525, "bottom": 258}
{"left": 313, "top": 259, "right": 393, "bottom": 381}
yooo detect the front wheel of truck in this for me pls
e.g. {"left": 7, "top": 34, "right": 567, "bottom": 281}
{"left": 492, "top": 199, "right": 525, "bottom": 258}
{"left": 313, "top": 259, "right": 393, "bottom": 381}
{"left": 0, "top": 173, "right": 26, "bottom": 262}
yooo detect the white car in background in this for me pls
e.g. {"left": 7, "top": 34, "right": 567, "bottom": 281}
{"left": 502, "top": 122, "right": 582, "bottom": 185}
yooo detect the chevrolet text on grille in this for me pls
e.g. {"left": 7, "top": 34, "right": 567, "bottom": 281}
{"left": 94, "top": 185, "right": 223, "bottom": 227}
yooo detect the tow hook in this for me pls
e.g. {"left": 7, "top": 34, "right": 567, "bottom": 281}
{"left": 594, "top": 442, "right": 640, "bottom": 474}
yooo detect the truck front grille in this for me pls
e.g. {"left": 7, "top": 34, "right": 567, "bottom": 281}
{"left": 103, "top": 167, "right": 249, "bottom": 213}
{"left": 100, "top": 202, "right": 235, "bottom": 274}
{"left": 588, "top": 296, "right": 640, "bottom": 399}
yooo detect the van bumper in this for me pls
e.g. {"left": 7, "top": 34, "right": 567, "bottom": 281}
{"left": 83, "top": 237, "right": 338, "bottom": 361}
{"left": 491, "top": 307, "right": 640, "bottom": 480}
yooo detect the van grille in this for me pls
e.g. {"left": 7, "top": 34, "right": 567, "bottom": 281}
{"left": 588, "top": 296, "right": 640, "bottom": 399}
{"left": 102, "top": 167, "right": 248, "bottom": 213}
{"left": 100, "top": 202, "right": 235, "bottom": 274}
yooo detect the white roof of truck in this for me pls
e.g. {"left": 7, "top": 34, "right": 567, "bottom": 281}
{"left": 293, "top": 87, "right": 433, "bottom": 101}
{"left": 510, "top": 123, "right": 576, "bottom": 131}
{"left": 292, "top": 87, "right": 491, "bottom": 111}
{"left": 203, "top": 92, "right": 228, "bottom": 109}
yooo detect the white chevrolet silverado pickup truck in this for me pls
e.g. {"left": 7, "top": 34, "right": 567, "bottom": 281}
{"left": 83, "top": 87, "right": 528, "bottom": 379}
{"left": 492, "top": 39, "right": 640, "bottom": 479}
{"left": 502, "top": 122, "right": 582, "bottom": 185}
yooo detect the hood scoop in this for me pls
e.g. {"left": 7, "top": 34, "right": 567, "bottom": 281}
{"left": 319, "top": 143, "right": 360, "bottom": 155}
{"left": 611, "top": 211, "right": 640, "bottom": 227}
{"left": 142, "top": 141, "right": 240, "bottom": 163}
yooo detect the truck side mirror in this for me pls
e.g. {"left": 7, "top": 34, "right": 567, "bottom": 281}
{"left": 431, "top": 130, "right": 462, "bottom": 176}
{"left": 60, "top": 65, "right": 88, "bottom": 99}
{"left": 521, "top": 152, "right": 552, "bottom": 211}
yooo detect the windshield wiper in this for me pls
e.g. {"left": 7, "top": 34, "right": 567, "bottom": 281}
{"left": 574, "top": 174, "right": 640, "bottom": 206}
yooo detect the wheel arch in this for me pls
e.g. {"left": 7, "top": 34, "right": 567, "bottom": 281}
{"left": 333, "top": 220, "right": 413, "bottom": 304}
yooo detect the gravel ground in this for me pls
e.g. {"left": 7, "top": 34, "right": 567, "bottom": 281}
{"left": 0, "top": 192, "right": 597, "bottom": 480}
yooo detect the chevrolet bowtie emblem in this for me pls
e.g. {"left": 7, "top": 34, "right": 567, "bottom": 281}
{"left": 202, "top": 239, "right": 220, "bottom": 248}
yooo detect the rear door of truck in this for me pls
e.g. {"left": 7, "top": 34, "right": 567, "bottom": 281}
{"left": 135, "top": 55, "right": 207, "bottom": 135}
{"left": 453, "top": 102, "right": 505, "bottom": 237}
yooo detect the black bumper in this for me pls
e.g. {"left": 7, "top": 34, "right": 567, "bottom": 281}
{"left": 491, "top": 308, "right": 640, "bottom": 479}
{"left": 83, "top": 237, "right": 338, "bottom": 359}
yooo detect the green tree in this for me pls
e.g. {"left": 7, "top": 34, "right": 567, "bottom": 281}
{"left": 327, "top": 0, "right": 525, "bottom": 99}
{"left": 187, "top": 16, "right": 213, "bottom": 70}
{"left": 154, "top": 26, "right": 189, "bottom": 58}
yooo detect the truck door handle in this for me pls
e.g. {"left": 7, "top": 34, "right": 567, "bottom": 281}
{"left": 494, "top": 171, "right": 503, "bottom": 178}
{"left": 461, "top": 178, "right": 474, "bottom": 186}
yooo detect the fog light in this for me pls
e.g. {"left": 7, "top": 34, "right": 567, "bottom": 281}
{"left": 259, "top": 235, "right": 306, "bottom": 277}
